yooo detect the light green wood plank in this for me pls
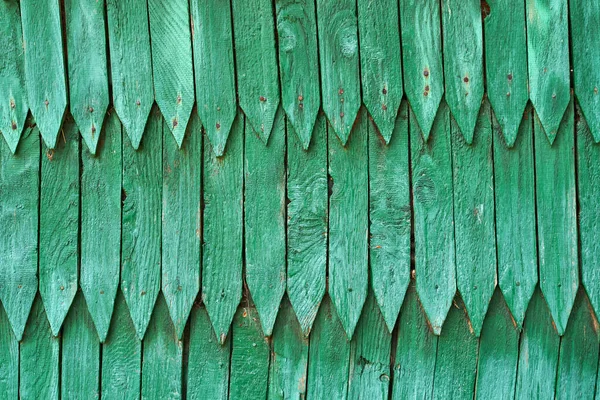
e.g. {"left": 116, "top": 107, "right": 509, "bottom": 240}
{"left": 391, "top": 282, "right": 437, "bottom": 400}
{"left": 0, "top": 0, "right": 28, "bottom": 153}
{"left": 0, "top": 120, "right": 39, "bottom": 341}
{"left": 64, "top": 0, "right": 109, "bottom": 154}
{"left": 357, "top": 0, "right": 402, "bottom": 142}
{"left": 162, "top": 112, "right": 201, "bottom": 339}
{"left": 493, "top": 107, "right": 537, "bottom": 328}
{"left": 101, "top": 291, "right": 142, "bottom": 400}
{"left": 245, "top": 107, "right": 286, "bottom": 335}
{"left": 347, "top": 292, "right": 392, "bottom": 400}
{"left": 0, "top": 303, "right": 18, "bottom": 399}
{"left": 187, "top": 305, "right": 230, "bottom": 400}
{"left": 441, "top": 0, "right": 484, "bottom": 144}
{"left": 106, "top": 0, "right": 154, "bottom": 149}
{"left": 410, "top": 102, "right": 455, "bottom": 334}
{"left": 515, "top": 289, "right": 560, "bottom": 398}
{"left": 229, "top": 306, "right": 270, "bottom": 399}
{"left": 232, "top": 0, "right": 280, "bottom": 143}
{"left": 268, "top": 298, "right": 309, "bottom": 400}
{"left": 526, "top": 0, "right": 570, "bottom": 143}
{"left": 20, "top": 297, "right": 59, "bottom": 400}
{"left": 190, "top": 0, "right": 237, "bottom": 157}
{"left": 399, "top": 0, "right": 443, "bottom": 140}
{"left": 328, "top": 108, "right": 369, "bottom": 338}
{"left": 276, "top": 0, "right": 320, "bottom": 149}
{"left": 316, "top": 0, "right": 361, "bottom": 144}
{"left": 81, "top": 111, "right": 122, "bottom": 342}
{"left": 122, "top": 107, "right": 163, "bottom": 339}
{"left": 20, "top": 0, "right": 67, "bottom": 148}
{"left": 286, "top": 112, "right": 327, "bottom": 335}
{"left": 534, "top": 98, "right": 578, "bottom": 334}
{"left": 555, "top": 290, "right": 599, "bottom": 400}
{"left": 570, "top": 0, "right": 600, "bottom": 143}
{"left": 203, "top": 111, "right": 244, "bottom": 343}
{"left": 431, "top": 297, "right": 479, "bottom": 400}
{"left": 142, "top": 295, "right": 183, "bottom": 400}
{"left": 475, "top": 289, "right": 519, "bottom": 400}
{"left": 148, "top": 0, "right": 194, "bottom": 148}
{"left": 484, "top": 0, "right": 528, "bottom": 146}
{"left": 40, "top": 117, "right": 79, "bottom": 336}
{"left": 368, "top": 102, "right": 410, "bottom": 331}
{"left": 306, "top": 297, "right": 351, "bottom": 399}
{"left": 576, "top": 106, "right": 600, "bottom": 321}
{"left": 61, "top": 293, "right": 100, "bottom": 400}
{"left": 451, "top": 101, "right": 496, "bottom": 335}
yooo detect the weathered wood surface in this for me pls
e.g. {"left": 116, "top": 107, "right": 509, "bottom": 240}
{"left": 316, "top": 0, "right": 361, "bottom": 144}
{"left": 328, "top": 108, "right": 369, "bottom": 338}
{"left": 410, "top": 102, "right": 455, "bottom": 334}
{"left": 0, "top": 0, "right": 28, "bottom": 153}
{"left": 64, "top": 0, "right": 109, "bottom": 154}
{"left": 286, "top": 113, "right": 328, "bottom": 335}
{"left": 39, "top": 117, "right": 79, "bottom": 335}
{"left": 0, "top": 122, "right": 39, "bottom": 340}
{"left": 368, "top": 103, "right": 411, "bottom": 330}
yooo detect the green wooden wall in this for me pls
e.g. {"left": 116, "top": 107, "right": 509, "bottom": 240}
{"left": 1, "top": 0, "right": 600, "bottom": 398}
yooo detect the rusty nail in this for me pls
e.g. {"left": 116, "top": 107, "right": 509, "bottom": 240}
{"left": 91, "top": 125, "right": 97, "bottom": 134}
{"left": 507, "top": 73, "right": 513, "bottom": 81}
{"left": 136, "top": 100, "right": 141, "bottom": 106}
{"left": 382, "top": 104, "right": 387, "bottom": 111}
{"left": 423, "top": 69, "right": 429, "bottom": 77}
{"left": 423, "top": 91, "right": 429, "bottom": 97}
{"left": 338, "top": 88, "right": 344, "bottom": 95}
{"left": 298, "top": 103, "right": 304, "bottom": 109}
{"left": 44, "top": 99, "right": 49, "bottom": 107}
{"left": 298, "top": 95, "right": 303, "bottom": 101}
{"left": 382, "top": 88, "right": 387, "bottom": 95}
{"left": 216, "top": 122, "right": 221, "bottom": 129}
{"left": 89, "top": 106, "right": 94, "bottom": 113}
{"left": 506, "top": 92, "right": 511, "bottom": 97}
{"left": 340, "top": 112, "right": 345, "bottom": 118}
{"left": 425, "top": 85, "right": 430, "bottom": 92}
{"left": 259, "top": 96, "right": 266, "bottom": 102}
{"left": 463, "top": 76, "right": 469, "bottom": 83}
{"left": 173, "top": 119, "right": 178, "bottom": 128}
{"left": 11, "top": 121, "right": 17, "bottom": 130}
{"left": 10, "top": 99, "right": 15, "bottom": 109}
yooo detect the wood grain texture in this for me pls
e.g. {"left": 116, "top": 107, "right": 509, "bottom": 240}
{"left": 162, "top": 112, "right": 201, "bottom": 339}
{"left": 555, "top": 290, "right": 599, "bottom": 400}
{"left": 441, "top": 0, "right": 484, "bottom": 144}
{"left": 347, "top": 292, "right": 392, "bottom": 400}
{"left": 20, "top": 0, "right": 67, "bottom": 148}
{"left": 475, "top": 290, "right": 519, "bottom": 400}
{"left": 20, "top": 297, "right": 60, "bottom": 400}
{"left": 451, "top": 102, "right": 496, "bottom": 335}
{"left": 357, "top": 0, "right": 403, "bottom": 142}
{"left": 106, "top": 0, "right": 154, "bottom": 149}
{"left": 190, "top": 0, "right": 237, "bottom": 157}
{"left": 328, "top": 108, "right": 369, "bottom": 338}
{"left": 101, "top": 292, "right": 142, "bottom": 400}
{"left": 534, "top": 99, "right": 578, "bottom": 334}
{"left": 484, "top": 0, "right": 529, "bottom": 147}
{"left": 410, "top": 102, "right": 456, "bottom": 334}
{"left": 64, "top": 0, "right": 109, "bottom": 154}
{"left": 576, "top": 106, "right": 600, "bottom": 320}
{"left": 61, "top": 293, "right": 100, "bottom": 400}
{"left": 399, "top": 0, "right": 444, "bottom": 140}
{"left": 570, "top": 0, "right": 600, "bottom": 143}
{"left": 81, "top": 111, "right": 122, "bottom": 342}
{"left": 526, "top": 0, "right": 570, "bottom": 143}
{"left": 316, "top": 0, "right": 361, "bottom": 144}
{"left": 142, "top": 295, "right": 183, "bottom": 400}
{"left": 276, "top": 0, "right": 320, "bottom": 149}
{"left": 0, "top": 121, "right": 39, "bottom": 340}
{"left": 245, "top": 107, "right": 286, "bottom": 335}
{"left": 392, "top": 282, "right": 437, "bottom": 400}
{"left": 431, "top": 297, "right": 478, "bottom": 399}
{"left": 202, "top": 111, "right": 244, "bottom": 343}
{"left": 122, "top": 108, "right": 163, "bottom": 340}
{"left": 0, "top": 0, "right": 28, "bottom": 154}
{"left": 286, "top": 113, "right": 327, "bottom": 335}
{"left": 515, "top": 289, "right": 560, "bottom": 398}
{"left": 368, "top": 103, "right": 411, "bottom": 331}
{"left": 268, "top": 298, "right": 309, "bottom": 400}
{"left": 187, "top": 305, "right": 230, "bottom": 400}
{"left": 148, "top": 0, "right": 194, "bottom": 148}
{"left": 0, "top": 304, "right": 18, "bottom": 399}
{"left": 40, "top": 117, "right": 79, "bottom": 336}
{"left": 307, "top": 297, "right": 351, "bottom": 399}
{"left": 229, "top": 306, "right": 270, "bottom": 400}
{"left": 232, "top": 0, "right": 280, "bottom": 143}
{"left": 493, "top": 107, "right": 537, "bottom": 328}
